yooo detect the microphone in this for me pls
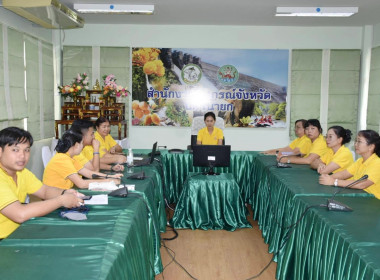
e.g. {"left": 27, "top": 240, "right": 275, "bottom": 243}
{"left": 277, "top": 153, "right": 301, "bottom": 168}
{"left": 327, "top": 174, "right": 368, "bottom": 212}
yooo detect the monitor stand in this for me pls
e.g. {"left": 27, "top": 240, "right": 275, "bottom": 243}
{"left": 203, "top": 163, "right": 219, "bottom": 176}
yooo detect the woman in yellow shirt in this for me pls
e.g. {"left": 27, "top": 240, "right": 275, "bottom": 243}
{"left": 95, "top": 117, "right": 127, "bottom": 165}
{"left": 43, "top": 130, "right": 122, "bottom": 190}
{"left": 319, "top": 130, "right": 380, "bottom": 199}
{"left": 196, "top": 112, "right": 224, "bottom": 145}
{"left": 262, "top": 119, "right": 311, "bottom": 155}
{"left": 278, "top": 119, "right": 328, "bottom": 165}
{"left": 311, "top": 126, "right": 354, "bottom": 174}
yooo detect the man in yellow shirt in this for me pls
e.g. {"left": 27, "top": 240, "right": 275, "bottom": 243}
{"left": 196, "top": 112, "right": 224, "bottom": 145}
{"left": 71, "top": 119, "right": 123, "bottom": 172}
{"left": 262, "top": 119, "right": 311, "bottom": 155}
{"left": 0, "top": 127, "right": 83, "bottom": 239}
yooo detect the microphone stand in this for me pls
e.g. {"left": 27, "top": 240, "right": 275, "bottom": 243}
{"left": 276, "top": 154, "right": 301, "bottom": 168}
{"left": 327, "top": 174, "right": 368, "bottom": 212}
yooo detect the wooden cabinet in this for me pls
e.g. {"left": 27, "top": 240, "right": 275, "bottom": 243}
{"left": 55, "top": 91, "right": 127, "bottom": 139}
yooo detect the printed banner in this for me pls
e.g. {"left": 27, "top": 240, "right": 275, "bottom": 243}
{"left": 132, "top": 48, "right": 288, "bottom": 128}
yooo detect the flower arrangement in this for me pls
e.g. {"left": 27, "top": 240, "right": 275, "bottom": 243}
{"left": 58, "top": 73, "right": 89, "bottom": 99}
{"left": 102, "top": 74, "right": 129, "bottom": 98}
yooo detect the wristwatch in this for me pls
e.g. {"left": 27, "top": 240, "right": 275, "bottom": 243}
{"left": 334, "top": 179, "right": 338, "bottom": 187}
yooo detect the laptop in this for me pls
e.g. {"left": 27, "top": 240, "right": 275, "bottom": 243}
{"left": 133, "top": 142, "right": 157, "bottom": 167}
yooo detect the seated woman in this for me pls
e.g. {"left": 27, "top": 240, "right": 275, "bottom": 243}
{"left": 43, "top": 129, "right": 122, "bottom": 190}
{"left": 262, "top": 119, "right": 311, "bottom": 155}
{"left": 319, "top": 130, "right": 380, "bottom": 199}
{"left": 196, "top": 112, "right": 224, "bottom": 145}
{"left": 278, "top": 119, "right": 328, "bottom": 165}
{"left": 311, "top": 126, "right": 354, "bottom": 174}
{"left": 95, "top": 117, "right": 127, "bottom": 165}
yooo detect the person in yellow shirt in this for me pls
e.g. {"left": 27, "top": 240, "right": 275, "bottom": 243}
{"left": 311, "top": 126, "right": 354, "bottom": 174}
{"left": 0, "top": 127, "right": 84, "bottom": 239}
{"left": 196, "top": 112, "right": 224, "bottom": 145}
{"left": 262, "top": 119, "right": 311, "bottom": 155}
{"left": 43, "top": 129, "right": 122, "bottom": 190}
{"left": 319, "top": 130, "right": 380, "bottom": 199}
{"left": 71, "top": 119, "right": 124, "bottom": 172}
{"left": 278, "top": 119, "right": 328, "bottom": 165}
{"left": 94, "top": 117, "right": 127, "bottom": 165}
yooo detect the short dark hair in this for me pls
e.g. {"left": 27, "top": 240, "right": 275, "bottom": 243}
{"left": 305, "top": 119, "right": 323, "bottom": 134}
{"left": 95, "top": 116, "right": 109, "bottom": 128}
{"left": 295, "top": 119, "right": 307, "bottom": 129}
{"left": 358, "top": 130, "right": 380, "bottom": 157}
{"left": 328, "top": 126, "right": 352, "bottom": 145}
{"left": 0, "top": 127, "right": 33, "bottom": 149}
{"left": 71, "top": 119, "right": 94, "bottom": 135}
{"left": 204, "top": 112, "right": 216, "bottom": 121}
{"left": 55, "top": 129, "right": 83, "bottom": 153}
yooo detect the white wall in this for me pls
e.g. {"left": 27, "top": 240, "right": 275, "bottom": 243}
{"left": 63, "top": 24, "right": 363, "bottom": 151}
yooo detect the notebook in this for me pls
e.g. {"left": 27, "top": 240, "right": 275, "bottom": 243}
{"left": 133, "top": 142, "right": 157, "bottom": 167}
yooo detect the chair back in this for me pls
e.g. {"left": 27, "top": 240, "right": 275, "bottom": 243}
{"left": 42, "top": 146, "right": 52, "bottom": 168}
{"left": 50, "top": 138, "right": 58, "bottom": 156}
{"left": 120, "top": 138, "right": 130, "bottom": 149}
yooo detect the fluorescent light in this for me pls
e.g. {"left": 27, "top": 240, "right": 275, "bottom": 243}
{"left": 74, "top": 4, "right": 154, "bottom": 15}
{"left": 276, "top": 7, "right": 358, "bottom": 17}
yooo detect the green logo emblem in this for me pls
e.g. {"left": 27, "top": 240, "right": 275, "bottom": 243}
{"left": 181, "top": 64, "right": 202, "bottom": 85}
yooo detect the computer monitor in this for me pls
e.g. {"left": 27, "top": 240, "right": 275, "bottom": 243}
{"left": 192, "top": 145, "right": 231, "bottom": 175}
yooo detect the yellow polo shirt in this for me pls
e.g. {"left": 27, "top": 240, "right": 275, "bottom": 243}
{"left": 43, "top": 153, "right": 84, "bottom": 190}
{"left": 73, "top": 145, "right": 94, "bottom": 164}
{"left": 197, "top": 127, "right": 224, "bottom": 145}
{"left": 346, "top": 153, "right": 380, "bottom": 199}
{"left": 289, "top": 135, "right": 312, "bottom": 155}
{"left": 0, "top": 167, "right": 42, "bottom": 238}
{"left": 306, "top": 134, "right": 328, "bottom": 157}
{"left": 320, "top": 145, "right": 354, "bottom": 173}
{"left": 95, "top": 131, "right": 117, "bottom": 157}
{"left": 73, "top": 152, "right": 89, "bottom": 166}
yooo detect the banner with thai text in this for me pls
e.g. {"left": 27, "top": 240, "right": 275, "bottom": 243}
{"left": 132, "top": 47, "right": 288, "bottom": 128}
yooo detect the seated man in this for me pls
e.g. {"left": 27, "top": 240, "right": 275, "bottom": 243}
{"left": 71, "top": 119, "right": 124, "bottom": 172}
{"left": 0, "top": 127, "right": 83, "bottom": 239}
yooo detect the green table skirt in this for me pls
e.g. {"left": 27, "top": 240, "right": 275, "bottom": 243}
{"left": 161, "top": 150, "right": 260, "bottom": 204}
{"left": 0, "top": 197, "right": 157, "bottom": 280}
{"left": 170, "top": 173, "right": 252, "bottom": 231}
{"left": 276, "top": 196, "right": 380, "bottom": 280}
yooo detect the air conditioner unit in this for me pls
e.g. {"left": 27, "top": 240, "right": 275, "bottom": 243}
{"left": 3, "top": 0, "right": 84, "bottom": 29}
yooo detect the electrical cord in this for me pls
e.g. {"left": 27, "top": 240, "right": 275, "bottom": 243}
{"left": 161, "top": 240, "right": 199, "bottom": 280}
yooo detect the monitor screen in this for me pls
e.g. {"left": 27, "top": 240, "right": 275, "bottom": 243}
{"left": 192, "top": 145, "right": 231, "bottom": 175}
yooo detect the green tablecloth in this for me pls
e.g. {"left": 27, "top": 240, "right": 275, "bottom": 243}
{"left": 0, "top": 160, "right": 166, "bottom": 280}
{"left": 252, "top": 154, "right": 372, "bottom": 256}
{"left": 160, "top": 150, "right": 259, "bottom": 204}
{"left": 276, "top": 196, "right": 380, "bottom": 280}
{"left": 170, "top": 173, "right": 252, "bottom": 231}
{"left": 0, "top": 197, "right": 156, "bottom": 280}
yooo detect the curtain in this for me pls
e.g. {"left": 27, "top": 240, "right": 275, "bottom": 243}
{"left": 367, "top": 46, "right": 380, "bottom": 132}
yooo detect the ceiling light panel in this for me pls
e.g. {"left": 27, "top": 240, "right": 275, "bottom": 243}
{"left": 276, "top": 7, "right": 358, "bottom": 17}
{"left": 74, "top": 4, "right": 154, "bottom": 15}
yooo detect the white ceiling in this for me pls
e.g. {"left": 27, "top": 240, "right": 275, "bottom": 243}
{"left": 59, "top": 0, "right": 380, "bottom": 27}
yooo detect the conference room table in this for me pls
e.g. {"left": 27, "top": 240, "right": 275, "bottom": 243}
{"left": 170, "top": 172, "right": 252, "bottom": 231}
{"left": 160, "top": 150, "right": 380, "bottom": 280}
{"left": 0, "top": 158, "right": 166, "bottom": 280}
